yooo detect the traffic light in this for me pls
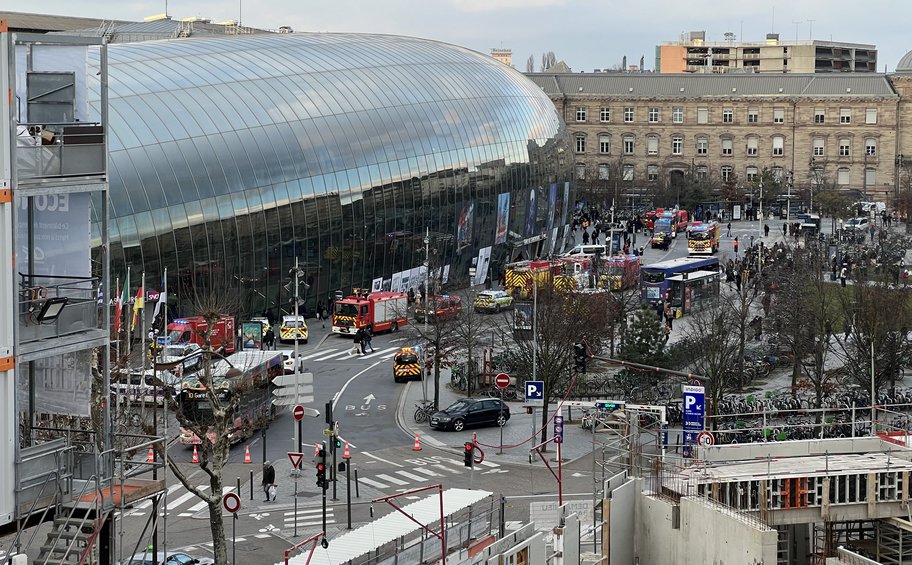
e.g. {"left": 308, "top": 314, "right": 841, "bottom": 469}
{"left": 315, "top": 444, "right": 327, "bottom": 489}
{"left": 573, "top": 343, "right": 587, "bottom": 373}
{"left": 463, "top": 442, "right": 474, "bottom": 468}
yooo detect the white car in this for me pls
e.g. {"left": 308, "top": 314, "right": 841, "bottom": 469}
{"left": 160, "top": 343, "right": 203, "bottom": 372}
{"left": 563, "top": 244, "right": 609, "bottom": 258}
{"left": 277, "top": 349, "right": 303, "bottom": 374}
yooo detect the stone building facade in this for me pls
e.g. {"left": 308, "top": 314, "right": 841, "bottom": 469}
{"left": 526, "top": 73, "right": 901, "bottom": 208}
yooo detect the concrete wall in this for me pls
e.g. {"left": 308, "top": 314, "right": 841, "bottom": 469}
{"left": 608, "top": 478, "right": 635, "bottom": 564}
{"left": 697, "top": 437, "right": 911, "bottom": 463}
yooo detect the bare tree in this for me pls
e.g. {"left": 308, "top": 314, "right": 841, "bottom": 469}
{"left": 679, "top": 300, "right": 742, "bottom": 420}
{"left": 450, "top": 294, "right": 492, "bottom": 397}
{"left": 526, "top": 54, "right": 535, "bottom": 73}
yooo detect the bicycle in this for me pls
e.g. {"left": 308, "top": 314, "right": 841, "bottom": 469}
{"left": 414, "top": 401, "right": 437, "bottom": 424}
{"left": 450, "top": 364, "right": 468, "bottom": 392}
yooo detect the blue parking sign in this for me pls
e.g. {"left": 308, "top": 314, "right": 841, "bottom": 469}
{"left": 525, "top": 380, "right": 544, "bottom": 403}
{"left": 682, "top": 385, "right": 705, "bottom": 457}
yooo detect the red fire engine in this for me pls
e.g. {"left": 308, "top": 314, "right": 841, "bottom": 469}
{"left": 332, "top": 290, "right": 409, "bottom": 335}
{"left": 166, "top": 315, "right": 236, "bottom": 353}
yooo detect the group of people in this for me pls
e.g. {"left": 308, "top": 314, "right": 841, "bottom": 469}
{"left": 348, "top": 324, "right": 375, "bottom": 356}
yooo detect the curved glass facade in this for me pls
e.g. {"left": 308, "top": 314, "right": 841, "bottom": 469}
{"left": 88, "top": 33, "right": 571, "bottom": 315}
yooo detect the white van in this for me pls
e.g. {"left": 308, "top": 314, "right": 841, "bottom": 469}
{"left": 562, "top": 244, "right": 609, "bottom": 258}
{"left": 856, "top": 201, "right": 886, "bottom": 216}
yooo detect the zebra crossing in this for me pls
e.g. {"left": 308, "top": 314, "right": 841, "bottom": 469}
{"left": 356, "top": 453, "right": 504, "bottom": 491}
{"left": 123, "top": 484, "right": 237, "bottom": 518}
{"left": 298, "top": 345, "right": 402, "bottom": 364}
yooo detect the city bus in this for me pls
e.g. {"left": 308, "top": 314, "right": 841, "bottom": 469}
{"left": 177, "top": 350, "right": 283, "bottom": 446}
{"left": 640, "top": 256, "right": 720, "bottom": 304}
{"left": 687, "top": 221, "right": 720, "bottom": 255}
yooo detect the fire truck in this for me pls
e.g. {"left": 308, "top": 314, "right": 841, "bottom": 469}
{"left": 332, "top": 290, "right": 409, "bottom": 335}
{"left": 687, "top": 221, "right": 720, "bottom": 255}
{"left": 504, "top": 260, "right": 563, "bottom": 299}
{"left": 605, "top": 254, "right": 641, "bottom": 290}
{"left": 167, "top": 315, "right": 236, "bottom": 354}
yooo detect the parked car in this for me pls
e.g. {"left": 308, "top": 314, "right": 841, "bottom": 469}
{"left": 277, "top": 349, "right": 302, "bottom": 374}
{"left": 429, "top": 398, "right": 510, "bottom": 432}
{"left": 415, "top": 295, "right": 462, "bottom": 323}
{"left": 562, "top": 244, "right": 608, "bottom": 258}
{"left": 473, "top": 290, "right": 514, "bottom": 313}
{"left": 844, "top": 217, "right": 870, "bottom": 232}
{"left": 160, "top": 343, "right": 203, "bottom": 372}
{"left": 123, "top": 551, "right": 213, "bottom": 565}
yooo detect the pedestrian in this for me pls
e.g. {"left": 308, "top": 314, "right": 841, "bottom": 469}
{"left": 726, "top": 222, "right": 732, "bottom": 237}
{"left": 262, "top": 461, "right": 276, "bottom": 502}
{"left": 734, "top": 237, "right": 739, "bottom": 255}
{"left": 664, "top": 302, "right": 674, "bottom": 331}
{"left": 749, "top": 235, "right": 754, "bottom": 248}
{"left": 839, "top": 266, "right": 848, "bottom": 287}
{"left": 357, "top": 327, "right": 367, "bottom": 354}
{"left": 582, "top": 229, "right": 590, "bottom": 245}
{"left": 763, "top": 224, "right": 770, "bottom": 238}
{"left": 263, "top": 327, "right": 275, "bottom": 350}
{"left": 349, "top": 331, "right": 363, "bottom": 356}
{"left": 655, "top": 299, "right": 664, "bottom": 321}
{"left": 320, "top": 304, "right": 328, "bottom": 328}
{"left": 782, "top": 222, "right": 787, "bottom": 236}
{"left": 364, "top": 324, "right": 375, "bottom": 353}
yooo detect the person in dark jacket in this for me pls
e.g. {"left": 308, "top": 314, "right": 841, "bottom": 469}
{"left": 262, "top": 461, "right": 276, "bottom": 502}
{"left": 263, "top": 327, "right": 275, "bottom": 350}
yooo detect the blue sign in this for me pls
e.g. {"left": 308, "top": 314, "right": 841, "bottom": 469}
{"left": 595, "top": 400, "right": 625, "bottom": 410}
{"left": 682, "top": 385, "right": 705, "bottom": 457}
{"left": 156, "top": 336, "right": 171, "bottom": 346}
{"left": 553, "top": 415, "right": 564, "bottom": 444}
{"left": 525, "top": 380, "right": 544, "bottom": 401}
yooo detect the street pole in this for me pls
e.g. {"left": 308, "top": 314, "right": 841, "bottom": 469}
{"left": 232, "top": 513, "right": 237, "bottom": 565}
{"left": 532, "top": 277, "right": 538, "bottom": 444}
{"left": 557, "top": 438, "right": 563, "bottom": 506}
{"left": 871, "top": 340, "right": 876, "bottom": 432}
{"left": 294, "top": 473, "right": 298, "bottom": 537}
{"left": 346, "top": 457, "right": 352, "bottom": 529}
{"left": 758, "top": 180, "right": 764, "bottom": 275}
{"left": 423, "top": 228, "right": 430, "bottom": 406}
{"left": 294, "top": 257, "right": 302, "bottom": 454}
{"left": 321, "top": 441, "right": 328, "bottom": 536}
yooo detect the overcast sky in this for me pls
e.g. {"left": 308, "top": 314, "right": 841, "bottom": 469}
{"left": 23, "top": 0, "right": 910, "bottom": 72}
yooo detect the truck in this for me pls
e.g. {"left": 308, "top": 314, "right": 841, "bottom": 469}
{"left": 687, "top": 221, "right": 720, "bottom": 255}
{"left": 332, "top": 290, "right": 408, "bottom": 335}
{"left": 167, "top": 315, "right": 236, "bottom": 354}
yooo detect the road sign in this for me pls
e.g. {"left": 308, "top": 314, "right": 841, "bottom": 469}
{"left": 272, "top": 373, "right": 315, "bottom": 388}
{"left": 682, "top": 384, "right": 705, "bottom": 458}
{"left": 222, "top": 492, "right": 241, "bottom": 514}
{"left": 554, "top": 415, "right": 564, "bottom": 444}
{"left": 293, "top": 405, "right": 305, "bottom": 421}
{"left": 272, "top": 396, "right": 316, "bottom": 407}
{"left": 288, "top": 451, "right": 304, "bottom": 469}
{"left": 494, "top": 373, "right": 510, "bottom": 389}
{"left": 272, "top": 386, "right": 314, "bottom": 398}
{"left": 155, "top": 336, "right": 171, "bottom": 347}
{"left": 595, "top": 400, "right": 625, "bottom": 410}
{"left": 525, "top": 380, "right": 544, "bottom": 405}
{"left": 697, "top": 431, "right": 715, "bottom": 447}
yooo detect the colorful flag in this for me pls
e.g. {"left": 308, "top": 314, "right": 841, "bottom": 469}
{"left": 113, "top": 277, "right": 128, "bottom": 334}
{"left": 131, "top": 285, "right": 144, "bottom": 332}
{"left": 153, "top": 270, "right": 167, "bottom": 320}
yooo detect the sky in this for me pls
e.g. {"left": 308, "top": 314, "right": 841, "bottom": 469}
{"left": 15, "top": 0, "right": 911, "bottom": 73}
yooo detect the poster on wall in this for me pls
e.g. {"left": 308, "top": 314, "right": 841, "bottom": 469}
{"left": 524, "top": 187, "right": 538, "bottom": 238}
{"left": 371, "top": 277, "right": 383, "bottom": 292}
{"left": 456, "top": 201, "right": 475, "bottom": 250}
{"left": 495, "top": 192, "right": 510, "bottom": 244}
{"left": 474, "top": 246, "right": 492, "bottom": 286}
{"left": 391, "top": 272, "right": 402, "bottom": 293}
{"left": 548, "top": 227, "right": 559, "bottom": 256}
{"left": 442, "top": 265, "right": 450, "bottom": 284}
{"left": 562, "top": 182, "right": 571, "bottom": 226}
{"left": 17, "top": 192, "right": 91, "bottom": 277}
{"left": 547, "top": 183, "right": 558, "bottom": 234}
{"left": 241, "top": 321, "right": 264, "bottom": 350}
{"left": 408, "top": 267, "right": 421, "bottom": 291}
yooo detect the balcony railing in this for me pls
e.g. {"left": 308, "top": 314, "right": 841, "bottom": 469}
{"left": 18, "top": 274, "right": 101, "bottom": 344}
{"left": 16, "top": 122, "right": 105, "bottom": 181}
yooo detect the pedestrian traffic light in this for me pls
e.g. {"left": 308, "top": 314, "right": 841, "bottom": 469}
{"left": 463, "top": 442, "right": 474, "bottom": 468}
{"left": 315, "top": 444, "right": 327, "bottom": 489}
{"left": 334, "top": 437, "right": 343, "bottom": 450}
{"left": 573, "top": 342, "right": 587, "bottom": 373}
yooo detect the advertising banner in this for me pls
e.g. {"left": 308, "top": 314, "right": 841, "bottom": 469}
{"left": 524, "top": 187, "right": 538, "bottom": 238}
{"left": 18, "top": 192, "right": 91, "bottom": 277}
{"left": 495, "top": 192, "right": 510, "bottom": 244}
{"left": 241, "top": 321, "right": 264, "bottom": 350}
{"left": 456, "top": 201, "right": 475, "bottom": 250}
{"left": 682, "top": 384, "right": 705, "bottom": 456}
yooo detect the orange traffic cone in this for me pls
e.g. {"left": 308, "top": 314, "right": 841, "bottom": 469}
{"left": 147, "top": 446, "right": 155, "bottom": 463}
{"left": 192, "top": 445, "right": 199, "bottom": 464}
{"left": 342, "top": 442, "right": 351, "bottom": 459}
{"left": 412, "top": 433, "right": 422, "bottom": 451}
{"left": 243, "top": 445, "right": 252, "bottom": 464}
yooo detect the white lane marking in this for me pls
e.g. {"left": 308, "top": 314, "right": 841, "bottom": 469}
{"left": 168, "top": 491, "right": 198, "bottom": 510}
{"left": 132, "top": 484, "right": 182, "bottom": 512}
{"left": 380, "top": 353, "right": 397, "bottom": 359}
{"left": 178, "top": 513, "right": 193, "bottom": 517}
{"left": 358, "top": 477, "right": 389, "bottom": 489}
{"left": 313, "top": 350, "right": 353, "bottom": 362}
{"left": 284, "top": 513, "right": 334, "bottom": 522}
{"left": 283, "top": 508, "right": 325, "bottom": 516}
{"left": 359, "top": 346, "right": 400, "bottom": 360}
{"left": 478, "top": 460, "right": 500, "bottom": 468}
{"left": 395, "top": 470, "right": 428, "bottom": 482}
{"left": 413, "top": 467, "right": 442, "bottom": 477}
{"left": 362, "top": 451, "right": 403, "bottom": 468}
{"left": 431, "top": 464, "right": 462, "bottom": 474}
{"left": 282, "top": 519, "right": 336, "bottom": 527}
{"left": 375, "top": 474, "right": 409, "bottom": 486}
{"left": 331, "top": 360, "right": 386, "bottom": 412}
{"left": 187, "top": 486, "right": 226, "bottom": 512}
{"left": 254, "top": 534, "right": 271, "bottom": 539}
{"left": 299, "top": 348, "right": 338, "bottom": 360}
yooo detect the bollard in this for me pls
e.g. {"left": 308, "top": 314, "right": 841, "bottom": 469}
{"left": 237, "top": 477, "right": 240, "bottom": 496}
{"left": 354, "top": 469, "right": 360, "bottom": 498}
{"left": 249, "top": 471, "right": 254, "bottom": 500}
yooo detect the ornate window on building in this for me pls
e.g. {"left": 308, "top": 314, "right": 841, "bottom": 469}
{"left": 773, "top": 108, "right": 785, "bottom": 124}
{"left": 623, "top": 135, "right": 635, "bottom": 155}
{"left": 600, "top": 107, "right": 611, "bottom": 122}
{"left": 598, "top": 164, "right": 610, "bottom": 180}
{"left": 865, "top": 138, "right": 877, "bottom": 156}
{"left": 813, "top": 138, "right": 825, "bottom": 157}
{"left": 865, "top": 168, "right": 876, "bottom": 186}
{"left": 646, "top": 135, "right": 658, "bottom": 156}
{"left": 837, "top": 168, "right": 850, "bottom": 185}
{"left": 672, "top": 107, "right": 684, "bottom": 123}
{"left": 622, "top": 164, "right": 634, "bottom": 181}
{"left": 624, "top": 107, "right": 635, "bottom": 123}
{"left": 672, "top": 135, "right": 683, "bottom": 156}
{"left": 747, "top": 108, "right": 759, "bottom": 123}
{"left": 814, "top": 108, "right": 825, "bottom": 124}
{"left": 698, "top": 108, "right": 708, "bottom": 124}
{"left": 865, "top": 108, "right": 878, "bottom": 124}
{"left": 771, "top": 166, "right": 783, "bottom": 182}
{"left": 746, "top": 166, "right": 758, "bottom": 182}
{"left": 696, "top": 136, "right": 708, "bottom": 155}
{"left": 575, "top": 134, "right": 586, "bottom": 153}
{"left": 721, "top": 166, "right": 733, "bottom": 182}
{"left": 721, "top": 138, "right": 733, "bottom": 156}
{"left": 599, "top": 134, "right": 611, "bottom": 154}
{"left": 772, "top": 136, "right": 784, "bottom": 156}
{"left": 722, "top": 109, "right": 733, "bottom": 123}
{"left": 840, "top": 108, "right": 852, "bottom": 124}
{"left": 746, "top": 136, "right": 758, "bottom": 156}
{"left": 648, "top": 107, "right": 660, "bottom": 123}
{"left": 647, "top": 165, "right": 659, "bottom": 182}
{"left": 575, "top": 107, "right": 587, "bottom": 122}
{"left": 839, "top": 138, "right": 850, "bottom": 157}
{"left": 696, "top": 166, "right": 708, "bottom": 180}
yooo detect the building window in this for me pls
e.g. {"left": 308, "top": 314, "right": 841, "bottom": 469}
{"left": 840, "top": 108, "right": 852, "bottom": 124}
{"left": 746, "top": 136, "right": 758, "bottom": 156}
{"left": 697, "top": 108, "right": 708, "bottom": 124}
{"left": 721, "top": 166, "right": 733, "bottom": 182}
{"left": 865, "top": 108, "right": 877, "bottom": 124}
{"left": 646, "top": 135, "right": 658, "bottom": 156}
{"left": 747, "top": 108, "right": 759, "bottom": 123}
{"left": 622, "top": 164, "right": 634, "bottom": 181}
{"left": 721, "top": 138, "right": 733, "bottom": 156}
{"left": 599, "top": 134, "right": 611, "bottom": 154}
{"left": 772, "top": 136, "right": 784, "bottom": 156}
{"left": 865, "top": 168, "right": 876, "bottom": 186}
{"left": 696, "top": 136, "right": 708, "bottom": 155}
{"left": 865, "top": 138, "right": 877, "bottom": 156}
{"left": 696, "top": 166, "right": 708, "bottom": 180}
{"left": 623, "top": 135, "right": 635, "bottom": 155}
{"left": 722, "top": 109, "right": 733, "bottom": 123}
{"left": 814, "top": 108, "right": 826, "bottom": 124}
{"left": 575, "top": 163, "right": 586, "bottom": 180}
{"left": 672, "top": 107, "right": 684, "bottom": 123}
{"left": 624, "top": 107, "right": 635, "bottom": 123}
{"left": 813, "top": 138, "right": 825, "bottom": 157}
{"left": 839, "top": 139, "right": 850, "bottom": 157}
{"left": 746, "top": 166, "right": 758, "bottom": 182}
{"left": 648, "top": 107, "right": 660, "bottom": 123}
{"left": 773, "top": 108, "right": 784, "bottom": 124}
{"left": 575, "top": 107, "right": 587, "bottom": 122}
{"left": 598, "top": 164, "right": 610, "bottom": 180}
{"left": 575, "top": 134, "right": 586, "bottom": 153}
{"left": 837, "top": 167, "right": 850, "bottom": 185}
{"left": 672, "top": 135, "right": 683, "bottom": 155}
{"left": 600, "top": 107, "right": 611, "bottom": 122}
{"left": 771, "top": 166, "right": 783, "bottom": 182}
{"left": 647, "top": 165, "right": 659, "bottom": 182}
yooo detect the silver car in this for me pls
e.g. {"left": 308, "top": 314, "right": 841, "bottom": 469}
{"left": 123, "top": 551, "right": 213, "bottom": 565}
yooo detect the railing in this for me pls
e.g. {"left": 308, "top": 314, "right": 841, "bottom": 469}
{"left": 18, "top": 274, "right": 101, "bottom": 343}
{"left": 16, "top": 122, "right": 105, "bottom": 180}
{"left": 833, "top": 546, "right": 881, "bottom": 565}
{"left": 7, "top": 470, "right": 62, "bottom": 563}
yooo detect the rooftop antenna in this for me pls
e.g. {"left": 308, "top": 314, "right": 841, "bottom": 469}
{"left": 807, "top": 19, "right": 815, "bottom": 40}
{"left": 792, "top": 20, "right": 802, "bottom": 42}
{"left": 771, "top": 6, "right": 774, "bottom": 33}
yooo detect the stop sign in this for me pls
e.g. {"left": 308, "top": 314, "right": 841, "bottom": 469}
{"left": 293, "top": 405, "right": 305, "bottom": 421}
{"left": 494, "top": 373, "right": 510, "bottom": 389}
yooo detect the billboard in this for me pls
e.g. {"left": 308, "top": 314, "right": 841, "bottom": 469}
{"left": 495, "top": 192, "right": 510, "bottom": 244}
{"left": 524, "top": 187, "right": 538, "bottom": 238}
{"left": 456, "top": 200, "right": 475, "bottom": 250}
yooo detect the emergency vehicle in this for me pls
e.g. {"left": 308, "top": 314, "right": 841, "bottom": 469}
{"left": 687, "top": 221, "right": 720, "bottom": 255}
{"left": 415, "top": 295, "right": 462, "bottom": 323}
{"left": 167, "top": 315, "right": 236, "bottom": 353}
{"left": 605, "top": 254, "right": 641, "bottom": 290}
{"left": 279, "top": 315, "right": 308, "bottom": 343}
{"left": 332, "top": 290, "right": 408, "bottom": 335}
{"left": 504, "top": 260, "right": 563, "bottom": 299}
{"left": 392, "top": 347, "right": 424, "bottom": 383}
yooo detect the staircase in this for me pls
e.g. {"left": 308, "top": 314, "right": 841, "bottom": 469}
{"left": 33, "top": 511, "right": 107, "bottom": 565}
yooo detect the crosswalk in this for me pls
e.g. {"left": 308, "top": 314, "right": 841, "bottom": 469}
{"left": 298, "top": 345, "right": 402, "bottom": 363}
{"left": 356, "top": 454, "right": 504, "bottom": 491}
{"left": 124, "top": 484, "right": 236, "bottom": 517}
